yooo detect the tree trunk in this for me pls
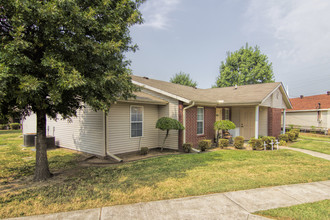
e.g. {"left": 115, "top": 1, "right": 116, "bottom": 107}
{"left": 161, "top": 130, "right": 169, "bottom": 152}
{"left": 34, "top": 110, "right": 52, "bottom": 181}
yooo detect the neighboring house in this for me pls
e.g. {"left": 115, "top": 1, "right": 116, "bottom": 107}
{"left": 283, "top": 92, "right": 330, "bottom": 133}
{"left": 22, "top": 76, "right": 291, "bottom": 157}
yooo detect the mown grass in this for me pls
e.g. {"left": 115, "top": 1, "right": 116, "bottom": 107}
{"left": 300, "top": 133, "right": 330, "bottom": 142}
{"left": 255, "top": 199, "right": 330, "bottom": 220}
{"left": 0, "top": 131, "right": 330, "bottom": 218}
{"left": 289, "top": 139, "right": 330, "bottom": 155}
{"left": 0, "top": 130, "right": 83, "bottom": 184}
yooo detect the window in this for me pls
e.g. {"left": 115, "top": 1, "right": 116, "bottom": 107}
{"left": 130, "top": 106, "right": 143, "bottom": 137}
{"left": 197, "top": 107, "right": 204, "bottom": 135}
{"left": 224, "top": 108, "right": 230, "bottom": 120}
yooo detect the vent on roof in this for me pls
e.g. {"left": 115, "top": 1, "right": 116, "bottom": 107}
{"left": 234, "top": 84, "right": 237, "bottom": 90}
{"left": 300, "top": 95, "right": 304, "bottom": 99}
{"left": 143, "top": 76, "right": 149, "bottom": 80}
{"left": 327, "top": 91, "right": 330, "bottom": 95}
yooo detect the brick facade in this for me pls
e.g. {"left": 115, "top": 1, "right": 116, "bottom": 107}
{"left": 268, "top": 107, "right": 282, "bottom": 137}
{"left": 185, "top": 106, "right": 215, "bottom": 147}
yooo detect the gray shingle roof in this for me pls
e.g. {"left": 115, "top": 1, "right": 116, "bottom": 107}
{"left": 131, "top": 75, "right": 283, "bottom": 106}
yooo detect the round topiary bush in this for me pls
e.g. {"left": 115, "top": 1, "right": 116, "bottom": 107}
{"left": 182, "top": 143, "right": 192, "bottom": 153}
{"left": 234, "top": 136, "right": 245, "bottom": 149}
{"left": 219, "top": 139, "right": 229, "bottom": 148}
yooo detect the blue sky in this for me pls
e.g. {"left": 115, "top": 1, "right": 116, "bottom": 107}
{"left": 126, "top": 0, "right": 330, "bottom": 98}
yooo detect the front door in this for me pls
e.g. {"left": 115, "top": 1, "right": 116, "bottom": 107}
{"left": 240, "top": 108, "right": 255, "bottom": 139}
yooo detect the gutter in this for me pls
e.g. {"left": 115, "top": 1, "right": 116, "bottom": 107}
{"left": 183, "top": 101, "right": 195, "bottom": 143}
{"left": 104, "top": 112, "right": 123, "bottom": 162}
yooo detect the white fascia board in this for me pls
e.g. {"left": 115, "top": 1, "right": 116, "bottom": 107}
{"left": 132, "top": 80, "right": 191, "bottom": 104}
{"left": 286, "top": 109, "right": 330, "bottom": 113}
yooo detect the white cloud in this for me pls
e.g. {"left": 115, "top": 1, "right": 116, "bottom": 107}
{"left": 139, "top": 0, "right": 181, "bottom": 30}
{"left": 244, "top": 0, "right": 330, "bottom": 64}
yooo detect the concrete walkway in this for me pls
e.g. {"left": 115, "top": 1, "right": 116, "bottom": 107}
{"left": 7, "top": 180, "right": 330, "bottom": 220}
{"left": 280, "top": 146, "right": 330, "bottom": 160}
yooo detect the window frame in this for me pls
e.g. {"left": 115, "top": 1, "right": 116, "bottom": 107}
{"left": 130, "top": 105, "right": 144, "bottom": 138}
{"left": 197, "top": 107, "right": 204, "bottom": 135}
{"left": 224, "top": 108, "right": 230, "bottom": 120}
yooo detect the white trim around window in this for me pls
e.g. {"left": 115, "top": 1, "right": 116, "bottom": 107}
{"left": 130, "top": 105, "right": 144, "bottom": 138}
{"left": 197, "top": 107, "right": 204, "bottom": 135}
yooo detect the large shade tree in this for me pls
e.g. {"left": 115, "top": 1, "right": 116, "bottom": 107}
{"left": 170, "top": 72, "right": 197, "bottom": 88}
{"left": 0, "top": 0, "right": 144, "bottom": 181}
{"left": 215, "top": 44, "right": 275, "bottom": 88}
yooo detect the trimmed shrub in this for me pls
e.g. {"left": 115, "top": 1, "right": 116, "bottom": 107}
{"left": 198, "top": 140, "right": 209, "bottom": 152}
{"left": 204, "top": 139, "right": 212, "bottom": 148}
{"left": 291, "top": 129, "right": 300, "bottom": 138}
{"left": 182, "top": 143, "right": 192, "bottom": 153}
{"left": 261, "top": 136, "right": 276, "bottom": 150}
{"left": 279, "top": 140, "right": 287, "bottom": 146}
{"left": 9, "top": 123, "right": 21, "bottom": 130}
{"left": 234, "top": 136, "right": 245, "bottom": 149}
{"left": 140, "top": 147, "right": 149, "bottom": 155}
{"left": 0, "top": 124, "right": 8, "bottom": 130}
{"left": 219, "top": 139, "right": 229, "bottom": 148}
{"left": 287, "top": 131, "right": 296, "bottom": 142}
{"left": 278, "top": 134, "right": 289, "bottom": 142}
{"left": 249, "top": 138, "right": 263, "bottom": 150}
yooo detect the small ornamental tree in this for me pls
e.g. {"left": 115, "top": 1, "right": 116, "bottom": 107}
{"left": 156, "top": 117, "right": 184, "bottom": 151}
{"left": 214, "top": 120, "right": 236, "bottom": 146}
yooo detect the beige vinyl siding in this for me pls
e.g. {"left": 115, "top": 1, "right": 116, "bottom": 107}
{"left": 22, "top": 114, "right": 36, "bottom": 134}
{"left": 285, "top": 110, "right": 329, "bottom": 129}
{"left": 140, "top": 88, "right": 179, "bottom": 150}
{"left": 22, "top": 106, "right": 105, "bottom": 156}
{"left": 259, "top": 106, "right": 268, "bottom": 136}
{"left": 261, "top": 88, "right": 286, "bottom": 109}
{"left": 107, "top": 103, "right": 160, "bottom": 155}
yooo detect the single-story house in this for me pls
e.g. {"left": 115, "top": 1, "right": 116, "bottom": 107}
{"left": 22, "top": 75, "right": 292, "bottom": 157}
{"left": 283, "top": 92, "right": 330, "bottom": 133}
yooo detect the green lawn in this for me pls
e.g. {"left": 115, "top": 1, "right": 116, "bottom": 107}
{"left": 255, "top": 199, "right": 330, "bottom": 220}
{"left": 300, "top": 133, "right": 330, "bottom": 142}
{"left": 289, "top": 139, "right": 330, "bottom": 155}
{"left": 0, "top": 131, "right": 330, "bottom": 218}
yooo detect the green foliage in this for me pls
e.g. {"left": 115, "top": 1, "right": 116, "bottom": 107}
{"left": 291, "top": 129, "right": 300, "bottom": 138}
{"left": 234, "top": 136, "right": 245, "bottom": 149}
{"left": 278, "top": 134, "right": 289, "bottom": 142}
{"left": 156, "top": 117, "right": 184, "bottom": 131}
{"left": 279, "top": 140, "right": 287, "bottom": 146}
{"left": 219, "top": 139, "right": 229, "bottom": 148}
{"left": 198, "top": 140, "right": 210, "bottom": 152}
{"left": 261, "top": 136, "right": 276, "bottom": 150}
{"left": 182, "top": 143, "right": 192, "bottom": 153}
{"left": 214, "top": 120, "right": 236, "bottom": 131}
{"left": 9, "top": 123, "right": 21, "bottom": 130}
{"left": 170, "top": 72, "right": 197, "bottom": 87}
{"left": 140, "top": 147, "right": 149, "bottom": 155}
{"left": 215, "top": 43, "right": 275, "bottom": 87}
{"left": 287, "top": 131, "right": 297, "bottom": 142}
{"left": 249, "top": 138, "right": 263, "bottom": 150}
{"left": 156, "top": 117, "right": 184, "bottom": 151}
{"left": 0, "top": 0, "right": 143, "bottom": 120}
{"left": 0, "top": 124, "right": 7, "bottom": 130}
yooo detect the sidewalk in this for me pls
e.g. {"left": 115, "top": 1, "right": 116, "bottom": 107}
{"left": 7, "top": 180, "right": 330, "bottom": 220}
{"left": 280, "top": 146, "right": 330, "bottom": 161}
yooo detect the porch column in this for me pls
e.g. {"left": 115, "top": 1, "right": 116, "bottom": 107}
{"left": 255, "top": 106, "right": 259, "bottom": 139}
{"left": 282, "top": 109, "right": 286, "bottom": 134}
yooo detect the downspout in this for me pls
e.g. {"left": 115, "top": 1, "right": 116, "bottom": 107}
{"left": 104, "top": 112, "right": 123, "bottom": 162}
{"left": 183, "top": 101, "right": 195, "bottom": 143}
